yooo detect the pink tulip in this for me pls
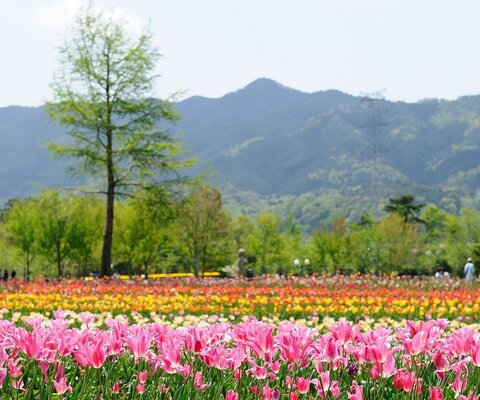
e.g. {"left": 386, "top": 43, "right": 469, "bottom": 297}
{"left": 433, "top": 350, "right": 450, "bottom": 372}
{"left": 451, "top": 374, "right": 467, "bottom": 394}
{"left": 138, "top": 370, "right": 147, "bottom": 384}
{"left": 404, "top": 330, "right": 428, "bottom": 355}
{"left": 155, "top": 340, "right": 182, "bottom": 374}
{"left": 201, "top": 345, "right": 230, "bottom": 370}
{"left": 347, "top": 380, "right": 363, "bottom": 400}
{"left": 125, "top": 326, "right": 153, "bottom": 361}
{"left": 458, "top": 391, "right": 480, "bottom": 400}
{"left": 11, "top": 379, "right": 24, "bottom": 390}
{"left": 369, "top": 337, "right": 392, "bottom": 364}
{"left": 471, "top": 342, "right": 480, "bottom": 366}
{"left": 262, "top": 386, "right": 280, "bottom": 400}
{"left": 393, "top": 369, "right": 415, "bottom": 392}
{"left": 315, "top": 337, "right": 348, "bottom": 369}
{"left": 225, "top": 389, "right": 239, "bottom": 400}
{"left": 448, "top": 329, "right": 474, "bottom": 357}
{"left": 8, "top": 359, "right": 23, "bottom": 378}
{"left": 16, "top": 329, "right": 44, "bottom": 360}
{"left": 226, "top": 346, "right": 247, "bottom": 371}
{"left": 136, "top": 383, "right": 145, "bottom": 394}
{"left": 277, "top": 333, "right": 313, "bottom": 366}
{"left": 330, "top": 380, "right": 340, "bottom": 398}
{"left": 0, "top": 314, "right": 479, "bottom": 399}
{"left": 112, "top": 382, "right": 120, "bottom": 394}
{"left": 158, "top": 384, "right": 169, "bottom": 393}
{"left": 0, "top": 368, "right": 7, "bottom": 388}
{"left": 250, "top": 385, "right": 262, "bottom": 395}
{"left": 269, "top": 360, "right": 280, "bottom": 374}
{"left": 246, "top": 324, "right": 275, "bottom": 362}
{"left": 79, "top": 312, "right": 95, "bottom": 326}
{"left": 316, "top": 371, "right": 333, "bottom": 397}
{"left": 330, "top": 321, "right": 354, "bottom": 344}
{"left": 177, "top": 363, "right": 191, "bottom": 379}
{"left": 430, "top": 387, "right": 443, "bottom": 400}
{"left": 185, "top": 326, "right": 207, "bottom": 353}
{"left": 194, "top": 371, "right": 209, "bottom": 390}
{"left": 90, "top": 342, "right": 108, "bottom": 368}
{"left": 53, "top": 376, "right": 73, "bottom": 395}
{"left": 370, "top": 353, "right": 396, "bottom": 378}
{"left": 250, "top": 365, "right": 267, "bottom": 379}
{"left": 296, "top": 377, "right": 310, "bottom": 394}
{"left": 74, "top": 335, "right": 108, "bottom": 369}
{"left": 234, "top": 368, "right": 242, "bottom": 381}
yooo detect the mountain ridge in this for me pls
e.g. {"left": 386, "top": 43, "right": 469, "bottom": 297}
{"left": 2, "top": 79, "right": 480, "bottom": 228}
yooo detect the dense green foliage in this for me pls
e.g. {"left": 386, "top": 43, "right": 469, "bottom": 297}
{"left": 0, "top": 190, "right": 478, "bottom": 279}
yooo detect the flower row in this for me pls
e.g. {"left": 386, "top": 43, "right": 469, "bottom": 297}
{"left": 1, "top": 275, "right": 479, "bottom": 321}
{"left": 0, "top": 316, "right": 479, "bottom": 399}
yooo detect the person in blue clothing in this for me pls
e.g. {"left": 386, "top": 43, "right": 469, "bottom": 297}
{"left": 464, "top": 257, "right": 475, "bottom": 280}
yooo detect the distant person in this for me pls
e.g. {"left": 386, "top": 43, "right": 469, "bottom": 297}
{"left": 245, "top": 268, "right": 254, "bottom": 281}
{"left": 10, "top": 270, "right": 16, "bottom": 280}
{"left": 434, "top": 267, "right": 450, "bottom": 279}
{"left": 464, "top": 257, "right": 475, "bottom": 280}
{"left": 2, "top": 270, "right": 8, "bottom": 281}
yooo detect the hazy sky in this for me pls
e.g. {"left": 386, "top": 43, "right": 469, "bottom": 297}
{"left": 0, "top": 0, "right": 478, "bottom": 107}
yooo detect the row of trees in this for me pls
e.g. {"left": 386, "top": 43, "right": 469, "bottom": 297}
{"left": 0, "top": 190, "right": 478, "bottom": 279}
{"left": 2, "top": 6, "right": 477, "bottom": 280}
{"left": 0, "top": 186, "right": 229, "bottom": 280}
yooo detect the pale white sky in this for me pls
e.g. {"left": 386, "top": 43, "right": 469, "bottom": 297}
{"left": 0, "top": 0, "right": 478, "bottom": 107}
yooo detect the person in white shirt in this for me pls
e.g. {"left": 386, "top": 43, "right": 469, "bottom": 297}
{"left": 464, "top": 257, "right": 475, "bottom": 280}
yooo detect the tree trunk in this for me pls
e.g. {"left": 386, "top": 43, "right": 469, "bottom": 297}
{"left": 57, "top": 245, "right": 63, "bottom": 278}
{"left": 100, "top": 129, "right": 114, "bottom": 278}
{"left": 100, "top": 185, "right": 114, "bottom": 277}
{"left": 143, "top": 261, "right": 149, "bottom": 279}
{"left": 25, "top": 251, "right": 30, "bottom": 282}
{"left": 193, "top": 253, "right": 199, "bottom": 278}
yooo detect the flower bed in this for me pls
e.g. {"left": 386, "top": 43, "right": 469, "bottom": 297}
{"left": 0, "top": 275, "right": 479, "bottom": 322}
{"left": 0, "top": 316, "right": 479, "bottom": 399}
{"left": 0, "top": 275, "right": 479, "bottom": 398}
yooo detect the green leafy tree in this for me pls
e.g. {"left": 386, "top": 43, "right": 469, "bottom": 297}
{"left": 68, "top": 196, "right": 104, "bottom": 277}
{"left": 442, "top": 209, "right": 480, "bottom": 275}
{"left": 422, "top": 205, "right": 448, "bottom": 243}
{"left": 4, "top": 199, "right": 38, "bottom": 281}
{"left": 310, "top": 216, "right": 351, "bottom": 274}
{"left": 373, "top": 213, "right": 421, "bottom": 274}
{"left": 115, "top": 194, "right": 176, "bottom": 278}
{"left": 350, "top": 227, "right": 377, "bottom": 274}
{"left": 47, "top": 5, "right": 191, "bottom": 277}
{"left": 36, "top": 192, "right": 75, "bottom": 278}
{"left": 383, "top": 195, "right": 426, "bottom": 224}
{"left": 248, "top": 212, "right": 285, "bottom": 274}
{"left": 280, "top": 231, "right": 306, "bottom": 275}
{"left": 232, "top": 215, "right": 256, "bottom": 251}
{"left": 177, "top": 186, "right": 234, "bottom": 277}
{"left": 0, "top": 224, "right": 17, "bottom": 277}
{"left": 417, "top": 205, "right": 449, "bottom": 273}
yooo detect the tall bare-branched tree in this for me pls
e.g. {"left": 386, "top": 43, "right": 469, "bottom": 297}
{"left": 47, "top": 5, "right": 191, "bottom": 277}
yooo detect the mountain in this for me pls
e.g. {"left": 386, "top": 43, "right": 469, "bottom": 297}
{"left": 2, "top": 78, "right": 480, "bottom": 228}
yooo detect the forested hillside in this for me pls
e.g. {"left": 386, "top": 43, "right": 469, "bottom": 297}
{"left": 2, "top": 78, "right": 480, "bottom": 229}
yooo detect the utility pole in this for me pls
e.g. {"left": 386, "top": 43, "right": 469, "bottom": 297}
{"left": 360, "top": 91, "right": 388, "bottom": 200}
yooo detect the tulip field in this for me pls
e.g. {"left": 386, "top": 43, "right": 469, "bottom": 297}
{"left": 0, "top": 275, "right": 480, "bottom": 399}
